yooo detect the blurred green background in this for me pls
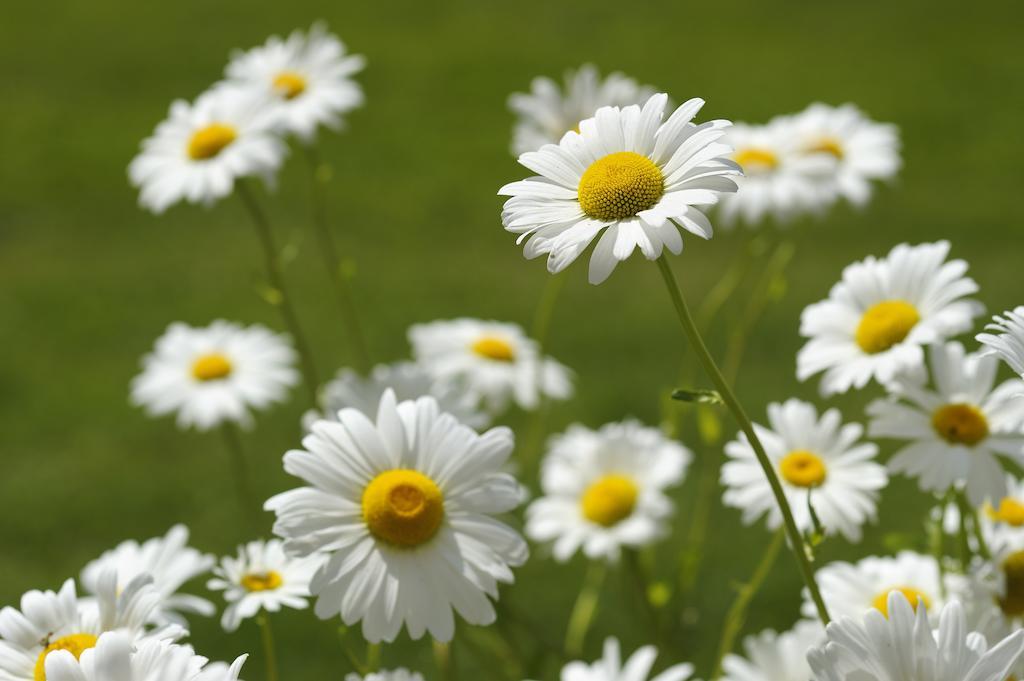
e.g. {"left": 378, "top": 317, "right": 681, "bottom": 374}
{"left": 1, "top": 0, "right": 1022, "bottom": 678}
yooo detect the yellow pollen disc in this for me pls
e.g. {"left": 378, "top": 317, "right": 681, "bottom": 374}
{"left": 34, "top": 634, "right": 98, "bottom": 681}
{"left": 734, "top": 148, "right": 779, "bottom": 172}
{"left": 932, "top": 403, "right": 989, "bottom": 446}
{"left": 187, "top": 123, "right": 237, "bottom": 160}
{"left": 272, "top": 71, "right": 307, "bottom": 100}
{"left": 577, "top": 151, "right": 664, "bottom": 221}
{"left": 192, "top": 353, "right": 233, "bottom": 382}
{"left": 778, "top": 450, "right": 827, "bottom": 488}
{"left": 240, "top": 570, "right": 283, "bottom": 592}
{"left": 855, "top": 300, "right": 920, "bottom": 354}
{"left": 988, "top": 497, "right": 1024, "bottom": 527}
{"left": 871, "top": 587, "right": 931, "bottom": 618}
{"left": 362, "top": 470, "right": 444, "bottom": 547}
{"left": 471, "top": 336, "right": 516, "bottom": 362}
{"left": 1001, "top": 550, "right": 1024, "bottom": 617}
{"left": 581, "top": 474, "right": 638, "bottom": 527}
{"left": 808, "top": 137, "right": 844, "bottom": 159}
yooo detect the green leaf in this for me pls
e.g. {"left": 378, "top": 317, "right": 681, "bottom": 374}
{"left": 671, "top": 388, "right": 723, "bottom": 405}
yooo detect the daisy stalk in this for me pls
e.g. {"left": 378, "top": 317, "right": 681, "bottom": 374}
{"left": 220, "top": 422, "right": 257, "bottom": 528}
{"left": 564, "top": 562, "right": 606, "bottom": 657}
{"left": 257, "top": 614, "right": 279, "bottom": 681}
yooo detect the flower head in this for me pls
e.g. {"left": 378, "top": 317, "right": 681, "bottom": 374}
{"left": 723, "top": 621, "right": 824, "bottom": 681}
{"left": 978, "top": 307, "right": 1024, "bottom": 379}
{"left": 555, "top": 637, "right": 694, "bottom": 681}
{"left": 344, "top": 672, "right": 424, "bottom": 681}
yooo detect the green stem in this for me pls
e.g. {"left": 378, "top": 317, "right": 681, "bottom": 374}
{"left": 220, "top": 423, "right": 256, "bottom": 528}
{"left": 955, "top": 490, "right": 991, "bottom": 562}
{"left": 257, "top": 614, "right": 279, "bottom": 681}
{"left": 366, "top": 642, "right": 381, "bottom": 672}
{"left": 337, "top": 627, "right": 369, "bottom": 675}
{"left": 930, "top": 502, "right": 949, "bottom": 599}
{"left": 625, "top": 551, "right": 661, "bottom": 641}
{"left": 237, "top": 180, "right": 320, "bottom": 406}
{"left": 564, "top": 562, "right": 606, "bottom": 657}
{"left": 655, "top": 256, "right": 830, "bottom": 626}
{"left": 432, "top": 640, "right": 452, "bottom": 680}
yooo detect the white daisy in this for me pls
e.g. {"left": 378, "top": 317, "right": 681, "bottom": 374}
{"left": 525, "top": 420, "right": 690, "bottom": 563}
{"left": 498, "top": 93, "right": 740, "bottom": 284}
{"left": 807, "top": 591, "right": 1024, "bottom": 681}
{"left": 42, "top": 632, "right": 246, "bottom": 681}
{"left": 207, "top": 539, "right": 323, "bottom": 632}
{"left": 131, "top": 320, "right": 299, "bottom": 431}
{"left": 722, "top": 621, "right": 824, "bottom": 681}
{"left": 721, "top": 399, "right": 887, "bottom": 542}
{"left": 264, "top": 390, "right": 529, "bottom": 643}
{"left": 224, "top": 22, "right": 364, "bottom": 142}
{"left": 408, "top": 319, "right": 572, "bottom": 414}
{"left": 978, "top": 307, "right": 1024, "bottom": 379}
{"left": 958, "top": 540, "right": 1024, "bottom": 676}
{"left": 868, "top": 341, "right": 1024, "bottom": 506}
{"left": 789, "top": 102, "right": 901, "bottom": 208}
{"left": 344, "top": 671, "right": 423, "bottom": 681}
{"left": 554, "top": 637, "right": 693, "bottom": 681}
{"left": 797, "top": 240, "right": 984, "bottom": 396}
{"left": 80, "top": 525, "right": 215, "bottom": 626}
{"left": 508, "top": 64, "right": 656, "bottom": 156}
{"left": 129, "top": 85, "right": 286, "bottom": 214}
{"left": 938, "top": 473, "right": 1024, "bottom": 549}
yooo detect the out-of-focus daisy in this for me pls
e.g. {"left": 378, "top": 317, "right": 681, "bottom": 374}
{"left": 408, "top": 319, "right": 572, "bottom": 414}
{"left": 868, "top": 341, "right": 1024, "bottom": 506}
{"left": 80, "top": 525, "right": 215, "bottom": 626}
{"left": 798, "top": 241, "right": 983, "bottom": 396}
{"left": 553, "top": 637, "right": 694, "bottom": 681}
{"left": 508, "top": 64, "right": 657, "bottom": 156}
{"left": 807, "top": 591, "right": 1024, "bottom": 681}
{"left": 265, "top": 390, "right": 528, "bottom": 643}
{"left": 940, "top": 474, "right": 1024, "bottom": 550}
{"left": 129, "top": 86, "right": 286, "bottom": 214}
{"left": 526, "top": 420, "right": 690, "bottom": 562}
{"left": 499, "top": 93, "right": 740, "bottom": 284}
{"left": 978, "top": 307, "right": 1024, "bottom": 379}
{"left": 207, "top": 539, "right": 323, "bottom": 632}
{"left": 224, "top": 22, "right": 364, "bottom": 142}
{"left": 790, "top": 102, "right": 901, "bottom": 208}
{"left": 131, "top": 320, "right": 298, "bottom": 431}
{"left": 958, "top": 540, "right": 1024, "bottom": 674}
{"left": 722, "top": 399, "right": 886, "bottom": 542}
{"left": 722, "top": 621, "right": 824, "bottom": 681}
{"left": 344, "top": 671, "right": 423, "bottom": 681}
{"left": 42, "top": 632, "right": 246, "bottom": 681}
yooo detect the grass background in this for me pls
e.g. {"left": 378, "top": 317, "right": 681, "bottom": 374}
{"left": 1, "top": 0, "right": 1022, "bottom": 678}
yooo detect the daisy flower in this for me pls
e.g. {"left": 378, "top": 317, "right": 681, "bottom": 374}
{"left": 408, "top": 318, "right": 572, "bottom": 414}
{"left": 129, "top": 85, "right": 286, "bottom": 214}
{"left": 553, "top": 637, "right": 694, "bottom": 681}
{"left": 264, "top": 390, "right": 529, "bottom": 643}
{"left": 525, "top": 420, "right": 691, "bottom": 562}
{"left": 721, "top": 399, "right": 887, "bottom": 542}
{"left": 207, "top": 539, "right": 323, "bottom": 632}
{"left": 224, "top": 22, "right": 364, "bottom": 142}
{"left": 789, "top": 102, "right": 901, "bottom": 208}
{"left": 508, "top": 64, "right": 656, "bottom": 155}
{"left": 807, "top": 591, "right": 1024, "bottom": 681}
{"left": 868, "top": 341, "right": 1024, "bottom": 506}
{"left": 344, "top": 671, "right": 423, "bottom": 681}
{"left": 978, "top": 307, "right": 1024, "bottom": 379}
{"left": 498, "top": 93, "right": 741, "bottom": 285}
{"left": 722, "top": 621, "right": 824, "bottom": 681}
{"left": 797, "top": 241, "right": 984, "bottom": 396}
{"left": 80, "top": 525, "right": 215, "bottom": 626}
{"left": 957, "top": 540, "right": 1024, "bottom": 676}
{"left": 131, "top": 320, "right": 299, "bottom": 431}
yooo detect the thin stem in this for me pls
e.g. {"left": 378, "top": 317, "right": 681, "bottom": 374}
{"left": 711, "top": 529, "right": 784, "bottom": 681}
{"left": 655, "top": 256, "right": 830, "bottom": 625}
{"left": 220, "top": 423, "right": 256, "bottom": 528}
{"left": 303, "top": 145, "right": 371, "bottom": 373}
{"left": 624, "top": 551, "right": 661, "bottom": 641}
{"left": 336, "top": 627, "right": 369, "bottom": 675}
{"left": 366, "top": 642, "right": 381, "bottom": 672}
{"left": 236, "top": 179, "right": 320, "bottom": 406}
{"left": 564, "top": 562, "right": 606, "bottom": 657}
{"left": 955, "top": 490, "right": 991, "bottom": 562}
{"left": 432, "top": 640, "right": 453, "bottom": 681}
{"left": 257, "top": 614, "right": 279, "bottom": 681}
{"left": 930, "top": 503, "right": 949, "bottom": 599}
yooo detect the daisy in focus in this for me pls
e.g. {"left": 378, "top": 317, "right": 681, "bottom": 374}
{"left": 797, "top": 240, "right": 983, "bottom": 395}
{"left": 526, "top": 420, "right": 691, "bottom": 562}
{"left": 265, "top": 390, "right": 528, "bottom": 643}
{"left": 129, "top": 86, "right": 286, "bottom": 214}
{"left": 80, "top": 525, "right": 215, "bottom": 626}
{"left": 722, "top": 621, "right": 824, "bottom": 681}
{"left": 408, "top": 318, "right": 572, "bottom": 414}
{"left": 131, "top": 320, "right": 298, "bottom": 431}
{"left": 207, "top": 539, "right": 323, "bottom": 632}
{"left": 552, "top": 637, "right": 694, "bottom": 681}
{"left": 508, "top": 64, "right": 656, "bottom": 155}
{"left": 498, "top": 93, "right": 740, "bottom": 284}
{"left": 721, "top": 399, "right": 887, "bottom": 542}
{"left": 978, "top": 307, "right": 1024, "bottom": 379}
{"left": 224, "top": 22, "right": 365, "bottom": 142}
{"left": 868, "top": 341, "right": 1024, "bottom": 505}
{"left": 344, "top": 672, "right": 423, "bottom": 681}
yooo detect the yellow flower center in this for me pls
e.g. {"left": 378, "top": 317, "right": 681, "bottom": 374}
{"left": 272, "top": 71, "right": 307, "bottom": 100}
{"left": 734, "top": 148, "right": 778, "bottom": 173}
{"left": 187, "top": 123, "right": 237, "bottom": 160}
{"left": 240, "top": 571, "right": 283, "bottom": 592}
{"left": 988, "top": 498, "right": 1024, "bottom": 527}
{"left": 581, "top": 474, "right": 638, "bottom": 527}
{"left": 577, "top": 151, "right": 664, "bottom": 221}
{"left": 778, "top": 450, "right": 827, "bottom": 488}
{"left": 192, "top": 353, "right": 233, "bottom": 382}
{"left": 471, "top": 336, "right": 516, "bottom": 362}
{"left": 871, "top": 587, "right": 931, "bottom": 618}
{"left": 362, "top": 470, "right": 445, "bottom": 547}
{"left": 855, "top": 300, "right": 920, "bottom": 354}
{"left": 808, "top": 137, "right": 844, "bottom": 159}
{"left": 34, "top": 634, "right": 98, "bottom": 681}
{"left": 932, "top": 403, "right": 989, "bottom": 446}
{"left": 1001, "top": 550, "right": 1024, "bottom": 617}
